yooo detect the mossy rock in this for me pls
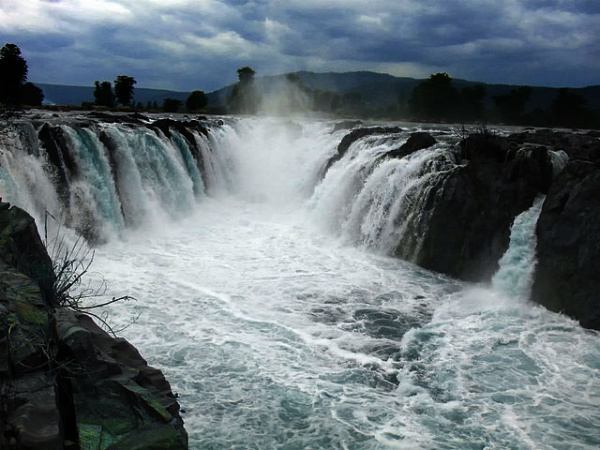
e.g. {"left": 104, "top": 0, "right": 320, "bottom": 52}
{"left": 78, "top": 421, "right": 186, "bottom": 450}
{"left": 78, "top": 423, "right": 103, "bottom": 450}
{"left": 106, "top": 423, "right": 187, "bottom": 450}
{"left": 15, "top": 296, "right": 48, "bottom": 326}
{"left": 122, "top": 382, "right": 173, "bottom": 423}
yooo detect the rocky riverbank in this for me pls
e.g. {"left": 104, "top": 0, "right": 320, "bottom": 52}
{"left": 413, "top": 127, "right": 599, "bottom": 330}
{"left": 0, "top": 201, "right": 188, "bottom": 449}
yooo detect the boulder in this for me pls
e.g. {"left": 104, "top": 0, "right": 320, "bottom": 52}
{"left": 0, "top": 204, "right": 188, "bottom": 449}
{"left": 54, "top": 309, "right": 188, "bottom": 450}
{"left": 531, "top": 160, "right": 600, "bottom": 330}
{"left": 322, "top": 126, "right": 403, "bottom": 176}
{"left": 0, "top": 201, "right": 55, "bottom": 304}
{"left": 385, "top": 132, "right": 437, "bottom": 159}
{"left": 399, "top": 133, "right": 552, "bottom": 281}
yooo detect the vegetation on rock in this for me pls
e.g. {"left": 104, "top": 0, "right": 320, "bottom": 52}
{"left": 0, "top": 202, "right": 188, "bottom": 449}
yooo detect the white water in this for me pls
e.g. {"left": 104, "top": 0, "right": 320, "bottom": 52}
{"left": 492, "top": 196, "right": 545, "bottom": 300}
{"left": 2, "top": 117, "right": 599, "bottom": 449}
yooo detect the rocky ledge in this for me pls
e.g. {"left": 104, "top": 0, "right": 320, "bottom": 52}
{"left": 324, "top": 125, "right": 599, "bottom": 330}
{"left": 411, "top": 128, "right": 600, "bottom": 330}
{"left": 0, "top": 201, "right": 188, "bottom": 449}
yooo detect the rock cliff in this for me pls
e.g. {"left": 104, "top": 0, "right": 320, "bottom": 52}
{"left": 0, "top": 201, "right": 188, "bottom": 449}
{"left": 530, "top": 131, "right": 600, "bottom": 330}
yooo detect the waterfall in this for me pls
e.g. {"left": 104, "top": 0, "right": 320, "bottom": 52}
{"left": 0, "top": 117, "right": 221, "bottom": 242}
{"left": 491, "top": 196, "right": 545, "bottom": 299}
{"left": 2, "top": 115, "right": 598, "bottom": 450}
{"left": 0, "top": 115, "right": 557, "bottom": 276}
{"left": 61, "top": 125, "right": 126, "bottom": 239}
{"left": 309, "top": 128, "right": 460, "bottom": 260}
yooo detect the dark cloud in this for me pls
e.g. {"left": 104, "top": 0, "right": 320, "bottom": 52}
{"left": 0, "top": 0, "right": 598, "bottom": 91}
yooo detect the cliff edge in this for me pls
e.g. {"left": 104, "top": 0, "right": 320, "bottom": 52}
{"left": 0, "top": 201, "right": 188, "bottom": 449}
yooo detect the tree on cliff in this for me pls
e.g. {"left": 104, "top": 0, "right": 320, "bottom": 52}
{"left": 186, "top": 90, "right": 208, "bottom": 111}
{"left": 94, "top": 81, "right": 115, "bottom": 108}
{"left": 114, "top": 75, "right": 137, "bottom": 106}
{"left": 409, "top": 73, "right": 459, "bottom": 121}
{"left": 228, "top": 66, "right": 258, "bottom": 114}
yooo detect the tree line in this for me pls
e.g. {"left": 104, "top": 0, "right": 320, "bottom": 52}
{"left": 0, "top": 43, "right": 209, "bottom": 114}
{"left": 1, "top": 42, "right": 597, "bottom": 128}
{"left": 90, "top": 77, "right": 208, "bottom": 113}
{"left": 226, "top": 67, "right": 599, "bottom": 129}
{"left": 403, "top": 72, "right": 597, "bottom": 129}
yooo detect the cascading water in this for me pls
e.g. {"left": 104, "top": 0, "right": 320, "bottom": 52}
{"left": 0, "top": 115, "right": 598, "bottom": 450}
{"left": 492, "top": 196, "right": 545, "bottom": 299}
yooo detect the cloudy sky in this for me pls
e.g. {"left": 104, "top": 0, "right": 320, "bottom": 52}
{"left": 1, "top": 0, "right": 598, "bottom": 92}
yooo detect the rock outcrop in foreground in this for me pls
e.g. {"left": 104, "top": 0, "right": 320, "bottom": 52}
{"left": 0, "top": 201, "right": 187, "bottom": 449}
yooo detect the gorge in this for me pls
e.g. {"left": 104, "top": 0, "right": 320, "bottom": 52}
{"left": 1, "top": 112, "right": 599, "bottom": 449}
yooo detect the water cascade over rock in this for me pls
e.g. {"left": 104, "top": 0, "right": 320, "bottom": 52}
{"left": 1, "top": 113, "right": 599, "bottom": 449}
{"left": 1, "top": 113, "right": 598, "bottom": 330}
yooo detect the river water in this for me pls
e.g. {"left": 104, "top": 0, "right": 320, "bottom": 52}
{"left": 89, "top": 119, "right": 599, "bottom": 450}
{"left": 2, "top": 116, "right": 599, "bottom": 449}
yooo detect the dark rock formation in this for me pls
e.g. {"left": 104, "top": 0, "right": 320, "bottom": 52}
{"left": 322, "top": 126, "right": 403, "bottom": 176}
{"left": 508, "top": 129, "right": 600, "bottom": 162}
{"left": 401, "top": 132, "right": 553, "bottom": 281}
{"left": 150, "top": 118, "right": 209, "bottom": 140}
{"left": 54, "top": 309, "right": 188, "bottom": 450}
{"left": 330, "top": 120, "right": 362, "bottom": 133}
{"left": 385, "top": 132, "right": 437, "bottom": 159}
{"left": 38, "top": 123, "right": 77, "bottom": 200}
{"left": 0, "top": 201, "right": 55, "bottom": 304}
{"left": 504, "top": 129, "right": 600, "bottom": 329}
{"left": 532, "top": 159, "right": 600, "bottom": 330}
{"left": 0, "top": 202, "right": 188, "bottom": 449}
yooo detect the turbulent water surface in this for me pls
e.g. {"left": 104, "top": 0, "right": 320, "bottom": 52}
{"left": 2, "top": 116, "right": 599, "bottom": 449}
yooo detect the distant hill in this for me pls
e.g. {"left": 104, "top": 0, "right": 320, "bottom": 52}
{"left": 36, "top": 83, "right": 190, "bottom": 107}
{"left": 208, "top": 71, "right": 600, "bottom": 112}
{"left": 36, "top": 72, "right": 600, "bottom": 113}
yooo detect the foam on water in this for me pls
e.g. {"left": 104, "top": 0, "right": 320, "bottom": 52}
{"left": 84, "top": 119, "right": 599, "bottom": 450}
{"left": 2, "top": 117, "right": 598, "bottom": 449}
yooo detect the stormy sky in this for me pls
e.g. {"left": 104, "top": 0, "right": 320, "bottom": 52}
{"left": 1, "top": 0, "right": 598, "bottom": 92}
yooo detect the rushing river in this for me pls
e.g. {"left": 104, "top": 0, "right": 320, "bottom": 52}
{"left": 2, "top": 116, "right": 599, "bottom": 449}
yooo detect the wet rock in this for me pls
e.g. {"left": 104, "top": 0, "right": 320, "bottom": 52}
{"left": 403, "top": 133, "right": 551, "bottom": 281}
{"left": 385, "top": 132, "right": 437, "bottom": 159}
{"left": 0, "top": 201, "right": 55, "bottom": 304}
{"left": 38, "top": 123, "right": 78, "bottom": 194}
{"left": 531, "top": 160, "right": 600, "bottom": 330}
{"left": 508, "top": 129, "right": 600, "bottom": 162}
{"left": 8, "top": 375, "right": 63, "bottom": 450}
{"left": 55, "top": 309, "right": 188, "bottom": 450}
{"left": 0, "top": 204, "right": 188, "bottom": 449}
{"left": 330, "top": 120, "right": 362, "bottom": 133}
{"left": 0, "top": 259, "right": 61, "bottom": 449}
{"left": 151, "top": 118, "right": 209, "bottom": 140}
{"left": 322, "top": 126, "right": 403, "bottom": 176}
